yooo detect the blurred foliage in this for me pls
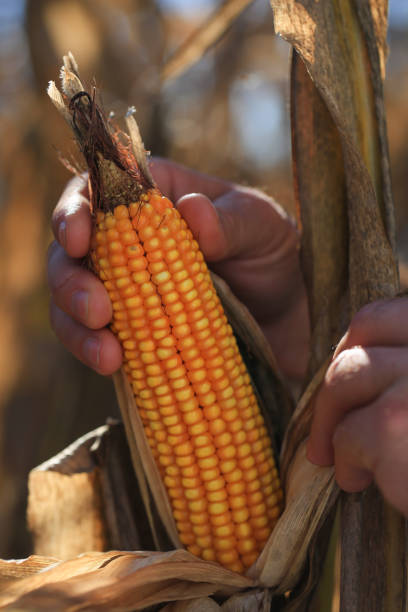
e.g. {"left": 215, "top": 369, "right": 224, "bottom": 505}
{"left": 0, "top": 0, "right": 407, "bottom": 558}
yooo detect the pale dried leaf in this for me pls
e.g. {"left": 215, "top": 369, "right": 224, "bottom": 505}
{"left": 279, "top": 357, "right": 330, "bottom": 482}
{"left": 60, "top": 65, "right": 84, "bottom": 100}
{"left": 0, "top": 556, "right": 59, "bottom": 582}
{"left": 47, "top": 81, "right": 72, "bottom": 125}
{"left": 125, "top": 113, "right": 155, "bottom": 187}
{"left": 249, "top": 443, "right": 336, "bottom": 591}
{"left": 0, "top": 550, "right": 253, "bottom": 610}
{"left": 290, "top": 56, "right": 349, "bottom": 372}
{"left": 63, "top": 51, "right": 80, "bottom": 78}
{"left": 161, "top": 0, "right": 254, "bottom": 83}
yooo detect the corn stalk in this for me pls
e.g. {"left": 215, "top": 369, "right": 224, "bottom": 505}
{"left": 273, "top": 0, "right": 404, "bottom": 609}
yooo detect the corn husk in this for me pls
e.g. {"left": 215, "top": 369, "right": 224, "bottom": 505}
{"left": 0, "top": 551, "right": 253, "bottom": 610}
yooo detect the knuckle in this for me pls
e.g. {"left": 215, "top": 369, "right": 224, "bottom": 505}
{"left": 326, "top": 347, "right": 369, "bottom": 389}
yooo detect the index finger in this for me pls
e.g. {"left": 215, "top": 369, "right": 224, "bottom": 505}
{"left": 52, "top": 173, "right": 92, "bottom": 258}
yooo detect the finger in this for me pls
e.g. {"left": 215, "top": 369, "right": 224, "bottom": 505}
{"left": 47, "top": 241, "right": 112, "bottom": 329}
{"left": 177, "top": 188, "right": 295, "bottom": 263}
{"left": 50, "top": 300, "right": 122, "bottom": 375}
{"left": 334, "top": 297, "right": 408, "bottom": 357}
{"left": 176, "top": 194, "right": 227, "bottom": 261}
{"left": 307, "top": 346, "right": 408, "bottom": 465}
{"left": 332, "top": 379, "right": 408, "bottom": 516}
{"left": 52, "top": 174, "right": 92, "bottom": 258}
{"left": 150, "top": 157, "right": 232, "bottom": 203}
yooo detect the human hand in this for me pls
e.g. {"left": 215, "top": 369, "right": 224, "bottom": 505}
{"left": 307, "top": 297, "right": 408, "bottom": 516}
{"left": 48, "top": 158, "right": 309, "bottom": 381}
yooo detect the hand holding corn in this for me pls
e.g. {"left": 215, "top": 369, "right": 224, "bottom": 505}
{"left": 48, "top": 158, "right": 309, "bottom": 384}
{"left": 48, "top": 159, "right": 408, "bottom": 522}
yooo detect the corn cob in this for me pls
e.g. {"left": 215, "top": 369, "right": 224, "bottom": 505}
{"left": 89, "top": 188, "right": 283, "bottom": 573}
{"left": 49, "top": 62, "right": 283, "bottom": 573}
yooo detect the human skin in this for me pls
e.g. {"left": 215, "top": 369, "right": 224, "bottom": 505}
{"left": 48, "top": 158, "right": 408, "bottom": 517}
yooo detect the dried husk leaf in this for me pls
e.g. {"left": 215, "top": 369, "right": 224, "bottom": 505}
{"left": 250, "top": 443, "right": 336, "bottom": 592}
{"left": 211, "top": 273, "right": 292, "bottom": 445}
{"left": 0, "top": 550, "right": 253, "bottom": 610}
{"left": 0, "top": 556, "right": 59, "bottom": 584}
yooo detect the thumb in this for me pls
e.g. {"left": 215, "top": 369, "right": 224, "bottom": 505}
{"left": 176, "top": 193, "right": 229, "bottom": 262}
{"left": 177, "top": 188, "right": 292, "bottom": 263}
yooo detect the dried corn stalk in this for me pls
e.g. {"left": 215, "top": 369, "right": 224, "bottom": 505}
{"left": 272, "top": 0, "right": 404, "bottom": 609}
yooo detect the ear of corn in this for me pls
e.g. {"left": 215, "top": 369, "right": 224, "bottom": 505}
{"left": 90, "top": 188, "right": 283, "bottom": 573}
{"left": 48, "top": 56, "right": 283, "bottom": 574}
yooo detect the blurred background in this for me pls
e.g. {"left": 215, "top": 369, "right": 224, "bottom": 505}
{"left": 0, "top": 0, "right": 407, "bottom": 559}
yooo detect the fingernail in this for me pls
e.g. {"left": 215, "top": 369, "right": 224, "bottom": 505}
{"left": 71, "top": 290, "right": 89, "bottom": 321}
{"left": 83, "top": 337, "right": 100, "bottom": 368}
{"left": 58, "top": 221, "right": 66, "bottom": 248}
